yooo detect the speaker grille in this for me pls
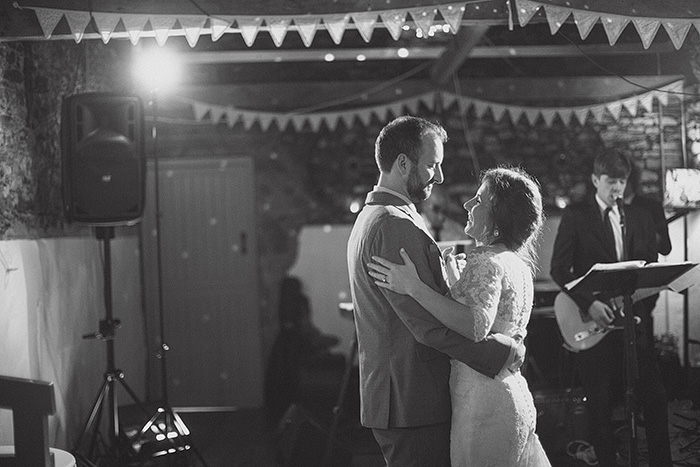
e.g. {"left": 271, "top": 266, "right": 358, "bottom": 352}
{"left": 62, "top": 93, "right": 145, "bottom": 225}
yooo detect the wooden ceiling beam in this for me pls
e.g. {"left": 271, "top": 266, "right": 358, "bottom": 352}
{"left": 175, "top": 42, "right": 676, "bottom": 65}
{"left": 429, "top": 25, "right": 490, "bottom": 86}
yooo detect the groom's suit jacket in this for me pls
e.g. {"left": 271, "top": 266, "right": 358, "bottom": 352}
{"left": 347, "top": 190, "right": 512, "bottom": 429}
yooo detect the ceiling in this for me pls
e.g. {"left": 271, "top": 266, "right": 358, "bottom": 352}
{"left": 0, "top": 0, "right": 696, "bottom": 111}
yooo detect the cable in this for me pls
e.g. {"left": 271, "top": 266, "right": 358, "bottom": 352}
{"left": 452, "top": 73, "right": 480, "bottom": 176}
{"left": 288, "top": 60, "right": 434, "bottom": 115}
{"left": 557, "top": 30, "right": 698, "bottom": 98}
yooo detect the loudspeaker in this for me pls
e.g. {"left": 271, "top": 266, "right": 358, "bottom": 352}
{"left": 61, "top": 93, "right": 145, "bottom": 225}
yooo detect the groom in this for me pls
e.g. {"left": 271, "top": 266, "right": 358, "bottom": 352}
{"left": 347, "top": 116, "right": 524, "bottom": 466}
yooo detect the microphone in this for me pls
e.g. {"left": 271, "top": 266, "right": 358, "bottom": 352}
{"left": 615, "top": 197, "right": 625, "bottom": 226}
{"left": 615, "top": 196, "right": 627, "bottom": 260}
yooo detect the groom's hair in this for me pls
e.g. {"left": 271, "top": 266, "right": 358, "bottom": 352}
{"left": 374, "top": 116, "right": 447, "bottom": 173}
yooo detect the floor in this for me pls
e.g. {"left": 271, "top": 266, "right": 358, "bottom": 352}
{"left": 117, "top": 395, "right": 700, "bottom": 467}
{"left": 94, "top": 350, "right": 700, "bottom": 467}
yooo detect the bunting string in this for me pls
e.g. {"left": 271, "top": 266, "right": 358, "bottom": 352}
{"left": 177, "top": 79, "right": 685, "bottom": 132}
{"left": 515, "top": 0, "right": 700, "bottom": 50}
{"left": 22, "top": 2, "right": 473, "bottom": 46}
{"left": 22, "top": 1, "right": 700, "bottom": 49}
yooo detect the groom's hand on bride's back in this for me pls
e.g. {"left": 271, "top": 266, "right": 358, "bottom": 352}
{"left": 490, "top": 333, "right": 526, "bottom": 374}
{"left": 508, "top": 339, "right": 527, "bottom": 373}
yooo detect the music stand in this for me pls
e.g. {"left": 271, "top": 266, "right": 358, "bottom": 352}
{"left": 565, "top": 260, "right": 698, "bottom": 467}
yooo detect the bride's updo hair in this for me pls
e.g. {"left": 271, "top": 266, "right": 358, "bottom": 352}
{"left": 482, "top": 166, "right": 544, "bottom": 274}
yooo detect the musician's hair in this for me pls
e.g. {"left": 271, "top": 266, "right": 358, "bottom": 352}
{"left": 593, "top": 150, "right": 631, "bottom": 179}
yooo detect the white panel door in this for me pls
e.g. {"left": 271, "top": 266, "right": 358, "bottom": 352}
{"left": 142, "top": 157, "right": 262, "bottom": 408}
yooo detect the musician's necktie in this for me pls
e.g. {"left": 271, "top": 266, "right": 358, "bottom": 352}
{"left": 603, "top": 206, "right": 616, "bottom": 257}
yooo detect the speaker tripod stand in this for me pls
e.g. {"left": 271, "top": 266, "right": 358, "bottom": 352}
{"left": 72, "top": 226, "right": 153, "bottom": 466}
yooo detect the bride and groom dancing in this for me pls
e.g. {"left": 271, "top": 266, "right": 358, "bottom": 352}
{"left": 347, "top": 115, "right": 551, "bottom": 466}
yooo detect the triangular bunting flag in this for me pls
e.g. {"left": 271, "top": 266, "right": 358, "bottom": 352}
{"left": 307, "top": 114, "right": 324, "bottom": 132}
{"left": 150, "top": 15, "right": 177, "bottom": 46}
{"left": 456, "top": 95, "right": 472, "bottom": 114}
{"left": 323, "top": 14, "right": 350, "bottom": 45}
{"left": 339, "top": 111, "right": 356, "bottom": 129}
{"left": 352, "top": 12, "right": 378, "bottom": 43}
{"left": 266, "top": 17, "right": 291, "bottom": 47}
{"left": 606, "top": 100, "right": 622, "bottom": 120}
{"left": 289, "top": 115, "right": 304, "bottom": 132}
{"left": 472, "top": 99, "right": 489, "bottom": 118}
{"left": 639, "top": 92, "right": 655, "bottom": 113}
{"left": 403, "top": 96, "right": 422, "bottom": 114}
{"left": 388, "top": 101, "right": 405, "bottom": 117}
{"left": 210, "top": 16, "right": 235, "bottom": 41}
{"left": 572, "top": 10, "right": 599, "bottom": 40}
{"left": 622, "top": 97, "right": 638, "bottom": 117}
{"left": 33, "top": 7, "right": 64, "bottom": 39}
{"left": 601, "top": 15, "right": 629, "bottom": 46}
{"left": 592, "top": 105, "right": 609, "bottom": 123}
{"left": 192, "top": 101, "right": 210, "bottom": 121}
{"left": 409, "top": 7, "right": 437, "bottom": 37}
{"left": 225, "top": 108, "right": 240, "bottom": 127}
{"left": 632, "top": 18, "right": 661, "bottom": 50}
{"left": 523, "top": 108, "right": 540, "bottom": 126}
{"left": 294, "top": 16, "right": 320, "bottom": 47}
{"left": 656, "top": 90, "right": 669, "bottom": 107}
{"left": 541, "top": 108, "right": 557, "bottom": 127}
{"left": 574, "top": 107, "right": 590, "bottom": 126}
{"left": 663, "top": 21, "right": 692, "bottom": 50}
{"left": 241, "top": 113, "right": 256, "bottom": 131}
{"left": 179, "top": 15, "right": 208, "bottom": 48}
{"left": 668, "top": 80, "right": 685, "bottom": 94}
{"left": 438, "top": 3, "right": 466, "bottom": 34}
{"left": 237, "top": 17, "right": 263, "bottom": 47}
{"left": 491, "top": 103, "right": 509, "bottom": 122}
{"left": 92, "top": 12, "right": 121, "bottom": 44}
{"left": 375, "top": 105, "right": 390, "bottom": 123}
{"left": 440, "top": 91, "right": 458, "bottom": 110}
{"left": 357, "top": 108, "right": 373, "bottom": 127}
{"left": 210, "top": 105, "right": 226, "bottom": 123}
{"left": 325, "top": 114, "right": 341, "bottom": 132}
{"left": 259, "top": 113, "right": 276, "bottom": 131}
{"left": 379, "top": 10, "right": 407, "bottom": 41}
{"left": 542, "top": 4, "right": 570, "bottom": 35}
{"left": 121, "top": 14, "right": 150, "bottom": 45}
{"left": 64, "top": 10, "right": 91, "bottom": 43}
{"left": 514, "top": 0, "right": 541, "bottom": 28}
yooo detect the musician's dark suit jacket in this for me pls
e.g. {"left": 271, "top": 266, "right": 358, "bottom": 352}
{"left": 550, "top": 195, "right": 658, "bottom": 314}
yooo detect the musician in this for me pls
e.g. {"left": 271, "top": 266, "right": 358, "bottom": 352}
{"left": 550, "top": 151, "right": 671, "bottom": 467}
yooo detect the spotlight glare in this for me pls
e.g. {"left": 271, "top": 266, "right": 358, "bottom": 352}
{"left": 324, "top": 53, "right": 335, "bottom": 62}
{"left": 133, "top": 46, "right": 181, "bottom": 93}
{"left": 397, "top": 48, "right": 409, "bottom": 58}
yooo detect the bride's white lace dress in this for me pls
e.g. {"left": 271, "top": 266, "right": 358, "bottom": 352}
{"left": 448, "top": 247, "right": 551, "bottom": 467}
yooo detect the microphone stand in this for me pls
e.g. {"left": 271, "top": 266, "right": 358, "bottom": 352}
{"left": 617, "top": 197, "right": 640, "bottom": 467}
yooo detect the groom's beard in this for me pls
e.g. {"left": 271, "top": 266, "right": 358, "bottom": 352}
{"left": 407, "top": 167, "right": 434, "bottom": 203}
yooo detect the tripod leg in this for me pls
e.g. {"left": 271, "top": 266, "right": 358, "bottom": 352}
{"left": 72, "top": 377, "right": 109, "bottom": 459}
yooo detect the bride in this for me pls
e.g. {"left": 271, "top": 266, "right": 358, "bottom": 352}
{"left": 368, "top": 166, "right": 551, "bottom": 467}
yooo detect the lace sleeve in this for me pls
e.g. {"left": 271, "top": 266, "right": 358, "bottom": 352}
{"left": 449, "top": 250, "right": 504, "bottom": 341}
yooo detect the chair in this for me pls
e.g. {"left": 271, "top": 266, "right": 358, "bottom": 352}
{"left": 0, "top": 375, "right": 75, "bottom": 467}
